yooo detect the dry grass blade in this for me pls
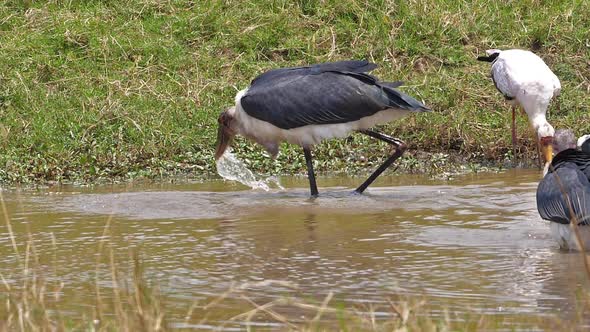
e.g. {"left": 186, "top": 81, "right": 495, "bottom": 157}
{"left": 94, "top": 214, "right": 113, "bottom": 325}
{"left": 131, "top": 253, "right": 146, "bottom": 319}
{"left": 109, "top": 244, "right": 126, "bottom": 327}
{"left": 389, "top": 299, "right": 410, "bottom": 325}
{"left": 240, "top": 295, "right": 297, "bottom": 330}
{"left": 229, "top": 298, "right": 284, "bottom": 322}
{"left": 205, "top": 280, "right": 297, "bottom": 311}
{"left": 0, "top": 190, "right": 20, "bottom": 262}
{"left": 203, "top": 282, "right": 238, "bottom": 310}
{"left": 0, "top": 272, "right": 10, "bottom": 291}
{"left": 311, "top": 291, "right": 334, "bottom": 322}
{"left": 291, "top": 301, "right": 346, "bottom": 314}
{"left": 183, "top": 301, "right": 201, "bottom": 327}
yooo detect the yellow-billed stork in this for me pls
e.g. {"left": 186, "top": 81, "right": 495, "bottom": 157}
{"left": 478, "top": 49, "right": 561, "bottom": 167}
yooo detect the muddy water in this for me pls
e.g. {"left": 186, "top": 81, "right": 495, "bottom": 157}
{"left": 1, "top": 169, "right": 589, "bottom": 328}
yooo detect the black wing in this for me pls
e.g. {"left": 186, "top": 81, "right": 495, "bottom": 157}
{"left": 537, "top": 150, "right": 590, "bottom": 225}
{"left": 476, "top": 53, "right": 499, "bottom": 63}
{"left": 240, "top": 61, "right": 429, "bottom": 130}
{"left": 491, "top": 73, "right": 515, "bottom": 100}
{"left": 581, "top": 137, "right": 590, "bottom": 154}
{"left": 476, "top": 52, "right": 515, "bottom": 100}
{"left": 249, "top": 60, "right": 378, "bottom": 88}
{"left": 380, "top": 81, "right": 404, "bottom": 89}
{"left": 551, "top": 149, "right": 590, "bottom": 178}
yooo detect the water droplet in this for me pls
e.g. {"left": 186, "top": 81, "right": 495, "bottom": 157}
{"left": 216, "top": 149, "right": 284, "bottom": 191}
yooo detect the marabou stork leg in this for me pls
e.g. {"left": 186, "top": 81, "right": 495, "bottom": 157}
{"left": 511, "top": 105, "right": 517, "bottom": 157}
{"left": 355, "top": 130, "right": 407, "bottom": 194}
{"left": 303, "top": 146, "right": 319, "bottom": 197}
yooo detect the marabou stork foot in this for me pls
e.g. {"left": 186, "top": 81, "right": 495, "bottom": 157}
{"left": 354, "top": 130, "right": 407, "bottom": 194}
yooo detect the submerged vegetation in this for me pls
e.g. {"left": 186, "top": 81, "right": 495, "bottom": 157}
{"left": 0, "top": 0, "right": 589, "bottom": 183}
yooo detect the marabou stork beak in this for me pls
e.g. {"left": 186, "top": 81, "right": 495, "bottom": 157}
{"left": 214, "top": 124, "right": 233, "bottom": 160}
{"left": 540, "top": 136, "right": 554, "bottom": 168}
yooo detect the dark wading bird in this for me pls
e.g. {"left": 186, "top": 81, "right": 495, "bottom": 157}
{"left": 537, "top": 130, "right": 590, "bottom": 250}
{"left": 214, "top": 60, "right": 430, "bottom": 196}
{"left": 477, "top": 49, "right": 561, "bottom": 167}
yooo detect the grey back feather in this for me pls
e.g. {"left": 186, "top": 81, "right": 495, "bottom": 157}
{"left": 240, "top": 61, "right": 429, "bottom": 130}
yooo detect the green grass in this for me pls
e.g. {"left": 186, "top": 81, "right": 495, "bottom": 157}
{"left": 1, "top": 0, "right": 589, "bottom": 183}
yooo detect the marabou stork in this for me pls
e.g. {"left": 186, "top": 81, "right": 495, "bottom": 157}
{"left": 477, "top": 49, "right": 561, "bottom": 167}
{"left": 536, "top": 130, "right": 590, "bottom": 250}
{"left": 214, "top": 60, "right": 430, "bottom": 197}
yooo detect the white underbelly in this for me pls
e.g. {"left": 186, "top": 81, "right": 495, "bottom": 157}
{"left": 550, "top": 222, "right": 590, "bottom": 251}
{"left": 237, "top": 107, "right": 410, "bottom": 147}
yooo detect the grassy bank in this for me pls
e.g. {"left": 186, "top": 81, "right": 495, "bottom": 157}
{"left": 1, "top": 0, "right": 589, "bottom": 184}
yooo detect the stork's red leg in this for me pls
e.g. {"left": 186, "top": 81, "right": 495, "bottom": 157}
{"left": 303, "top": 147, "right": 319, "bottom": 197}
{"left": 355, "top": 130, "right": 407, "bottom": 194}
{"left": 512, "top": 105, "right": 517, "bottom": 157}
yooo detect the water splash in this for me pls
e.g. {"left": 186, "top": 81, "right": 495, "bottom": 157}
{"left": 216, "top": 149, "right": 283, "bottom": 191}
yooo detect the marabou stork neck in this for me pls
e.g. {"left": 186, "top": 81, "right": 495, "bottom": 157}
{"left": 214, "top": 60, "right": 430, "bottom": 197}
{"left": 536, "top": 130, "right": 590, "bottom": 250}
{"left": 477, "top": 49, "right": 561, "bottom": 168}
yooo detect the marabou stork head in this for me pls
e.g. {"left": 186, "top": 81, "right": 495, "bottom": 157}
{"left": 214, "top": 108, "right": 236, "bottom": 160}
{"left": 552, "top": 129, "right": 576, "bottom": 154}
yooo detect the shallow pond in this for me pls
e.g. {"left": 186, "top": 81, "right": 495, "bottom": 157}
{"left": 1, "top": 169, "right": 589, "bottom": 329}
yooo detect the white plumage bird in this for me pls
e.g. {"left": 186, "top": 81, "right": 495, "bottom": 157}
{"left": 478, "top": 49, "right": 561, "bottom": 168}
